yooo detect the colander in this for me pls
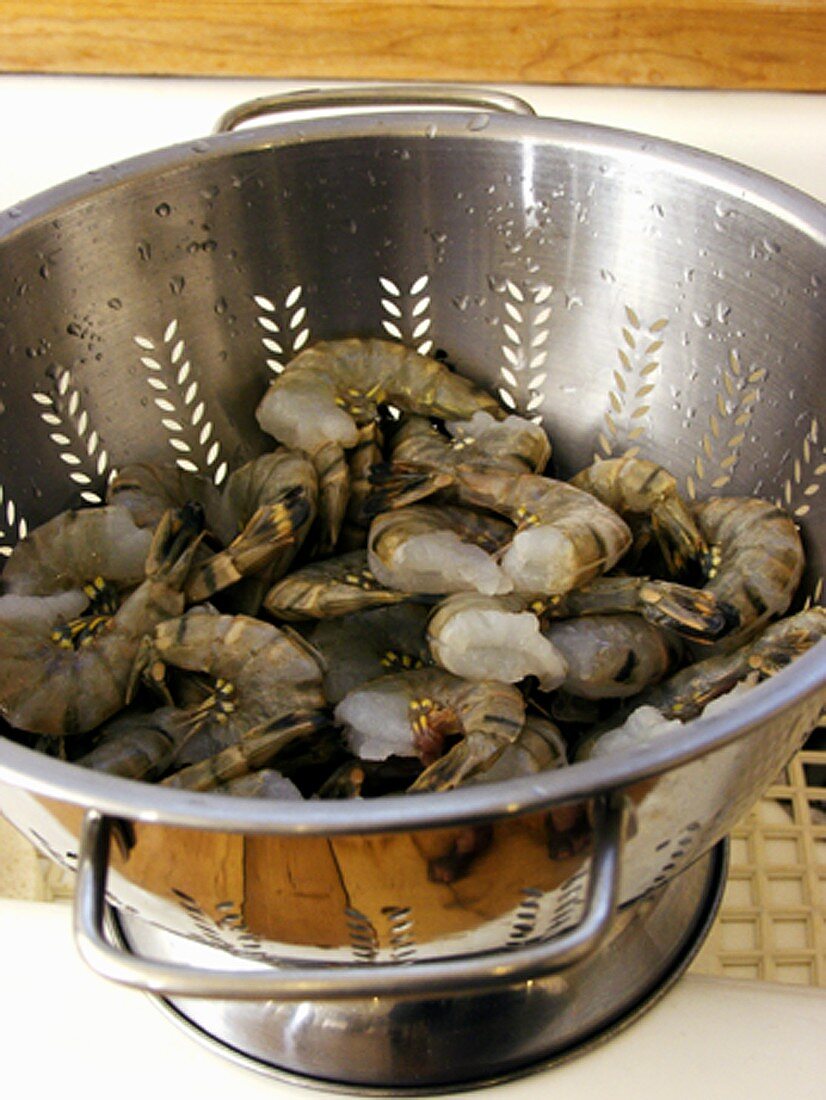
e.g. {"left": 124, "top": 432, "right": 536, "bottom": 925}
{"left": 0, "top": 86, "right": 824, "bottom": 1089}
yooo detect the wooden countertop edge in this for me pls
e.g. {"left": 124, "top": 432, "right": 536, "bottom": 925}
{"left": 1, "top": 2, "right": 825, "bottom": 91}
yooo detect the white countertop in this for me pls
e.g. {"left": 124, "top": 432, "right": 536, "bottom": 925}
{"left": 1, "top": 76, "right": 825, "bottom": 209}
{"left": 0, "top": 899, "right": 824, "bottom": 1099}
{"left": 0, "top": 76, "right": 825, "bottom": 1098}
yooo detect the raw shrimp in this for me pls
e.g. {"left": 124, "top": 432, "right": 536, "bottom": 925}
{"left": 1, "top": 504, "right": 153, "bottom": 597}
{"left": 0, "top": 505, "right": 203, "bottom": 736}
{"left": 186, "top": 449, "right": 317, "bottom": 603}
{"left": 131, "top": 607, "right": 328, "bottom": 766}
{"left": 454, "top": 469, "right": 632, "bottom": 595}
{"left": 368, "top": 504, "right": 515, "bottom": 596}
{"left": 643, "top": 605, "right": 826, "bottom": 720}
{"left": 319, "top": 715, "right": 565, "bottom": 799}
{"left": 74, "top": 706, "right": 194, "bottom": 781}
{"left": 426, "top": 593, "right": 567, "bottom": 690}
{"left": 578, "top": 607, "right": 826, "bottom": 758}
{"left": 534, "top": 574, "right": 736, "bottom": 643}
{"left": 255, "top": 339, "right": 501, "bottom": 550}
{"left": 367, "top": 412, "right": 551, "bottom": 513}
{"left": 541, "top": 614, "right": 680, "bottom": 699}
{"left": 309, "top": 603, "right": 431, "bottom": 704}
{"left": 335, "top": 668, "right": 525, "bottom": 791}
{"left": 694, "top": 497, "right": 805, "bottom": 646}
{"left": 161, "top": 713, "right": 328, "bottom": 791}
{"left": 264, "top": 549, "right": 413, "bottom": 620}
{"left": 570, "top": 456, "right": 706, "bottom": 576}
{"left": 256, "top": 338, "right": 502, "bottom": 456}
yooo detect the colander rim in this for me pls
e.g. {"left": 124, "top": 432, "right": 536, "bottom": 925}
{"left": 0, "top": 103, "right": 823, "bottom": 833}
{"left": 1, "top": 105, "right": 824, "bottom": 245}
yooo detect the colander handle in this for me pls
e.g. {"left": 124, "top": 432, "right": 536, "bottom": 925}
{"left": 73, "top": 797, "right": 626, "bottom": 1000}
{"left": 214, "top": 85, "right": 536, "bottom": 134}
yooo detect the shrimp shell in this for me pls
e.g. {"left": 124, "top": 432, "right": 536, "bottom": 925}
{"left": 74, "top": 706, "right": 192, "bottom": 781}
{"left": 571, "top": 456, "right": 706, "bottom": 576}
{"left": 694, "top": 497, "right": 805, "bottom": 647}
{"left": 265, "top": 549, "right": 413, "bottom": 620}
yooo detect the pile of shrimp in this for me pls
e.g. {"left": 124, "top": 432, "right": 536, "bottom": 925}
{"left": 1, "top": 336, "right": 822, "bottom": 800}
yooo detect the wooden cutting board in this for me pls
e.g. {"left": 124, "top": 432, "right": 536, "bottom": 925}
{"left": 1, "top": 1, "right": 824, "bottom": 90}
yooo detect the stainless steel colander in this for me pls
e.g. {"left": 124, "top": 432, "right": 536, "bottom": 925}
{"left": 0, "top": 85, "right": 824, "bottom": 1087}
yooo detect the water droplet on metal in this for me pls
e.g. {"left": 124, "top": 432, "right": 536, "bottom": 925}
{"left": 107, "top": 297, "right": 122, "bottom": 310}
{"left": 137, "top": 241, "right": 152, "bottom": 262}
{"left": 467, "top": 113, "right": 490, "bottom": 131}
{"left": 425, "top": 124, "right": 438, "bottom": 138}
{"left": 169, "top": 275, "right": 185, "bottom": 295}
{"left": 155, "top": 202, "right": 171, "bottom": 217}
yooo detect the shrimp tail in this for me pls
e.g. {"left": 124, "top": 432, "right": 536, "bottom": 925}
{"left": 313, "top": 442, "right": 349, "bottom": 556}
{"left": 635, "top": 580, "right": 740, "bottom": 642}
{"left": 146, "top": 503, "right": 206, "bottom": 586}
{"left": 186, "top": 486, "right": 312, "bottom": 602}
{"left": 652, "top": 497, "right": 708, "bottom": 576}
{"left": 160, "top": 709, "right": 330, "bottom": 791}
{"left": 364, "top": 462, "right": 454, "bottom": 516}
{"left": 746, "top": 607, "right": 826, "bottom": 677}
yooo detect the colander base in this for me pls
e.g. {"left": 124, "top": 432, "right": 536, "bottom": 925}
{"left": 112, "top": 841, "right": 726, "bottom": 1093}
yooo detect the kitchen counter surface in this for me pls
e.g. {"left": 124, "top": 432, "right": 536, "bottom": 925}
{"left": 1, "top": 898, "right": 824, "bottom": 1099}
